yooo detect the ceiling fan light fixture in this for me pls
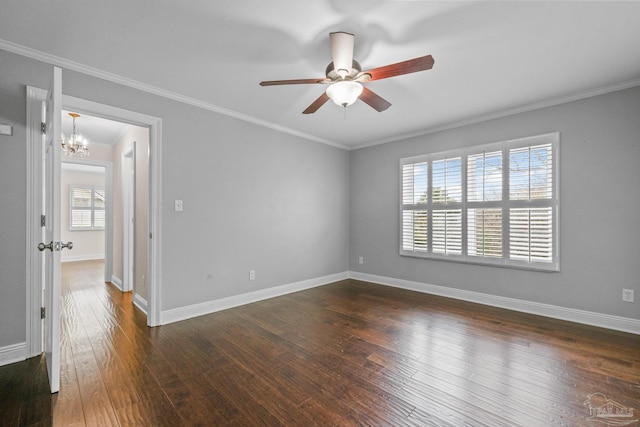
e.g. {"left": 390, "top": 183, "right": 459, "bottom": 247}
{"left": 259, "top": 31, "right": 434, "bottom": 114}
{"left": 326, "top": 80, "right": 363, "bottom": 107}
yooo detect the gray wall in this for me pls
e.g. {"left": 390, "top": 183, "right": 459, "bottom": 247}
{"left": 2, "top": 44, "right": 638, "bottom": 353}
{"left": 60, "top": 70, "right": 350, "bottom": 311}
{"left": 0, "top": 55, "right": 30, "bottom": 348}
{"left": 350, "top": 86, "right": 640, "bottom": 319}
{"left": 0, "top": 48, "right": 350, "bottom": 350}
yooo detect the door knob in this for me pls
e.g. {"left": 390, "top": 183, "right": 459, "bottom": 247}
{"left": 38, "top": 241, "right": 73, "bottom": 251}
{"left": 38, "top": 241, "right": 53, "bottom": 252}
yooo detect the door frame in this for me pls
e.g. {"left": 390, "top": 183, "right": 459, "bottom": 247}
{"left": 26, "top": 90, "right": 163, "bottom": 357}
{"left": 25, "top": 86, "right": 47, "bottom": 357}
{"left": 60, "top": 160, "right": 113, "bottom": 271}
{"left": 122, "top": 147, "right": 135, "bottom": 293}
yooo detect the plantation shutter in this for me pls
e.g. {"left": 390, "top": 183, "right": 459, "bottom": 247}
{"left": 94, "top": 188, "right": 106, "bottom": 228}
{"left": 508, "top": 142, "right": 555, "bottom": 264}
{"left": 467, "top": 150, "right": 503, "bottom": 259}
{"left": 400, "top": 132, "right": 558, "bottom": 271}
{"left": 401, "top": 162, "right": 428, "bottom": 252}
{"left": 431, "top": 157, "right": 462, "bottom": 255}
{"left": 70, "top": 185, "right": 106, "bottom": 230}
{"left": 71, "top": 187, "right": 92, "bottom": 229}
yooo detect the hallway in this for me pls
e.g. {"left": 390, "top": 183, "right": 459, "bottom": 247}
{"left": 56, "top": 260, "right": 158, "bottom": 425}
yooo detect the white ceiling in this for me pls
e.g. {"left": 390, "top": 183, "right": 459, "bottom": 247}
{"left": 2, "top": 1, "right": 640, "bottom": 149}
{"left": 61, "top": 110, "right": 131, "bottom": 146}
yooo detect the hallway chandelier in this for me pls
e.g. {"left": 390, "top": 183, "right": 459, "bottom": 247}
{"left": 61, "top": 112, "right": 90, "bottom": 157}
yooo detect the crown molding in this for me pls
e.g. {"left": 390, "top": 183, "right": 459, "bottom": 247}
{"left": 0, "top": 39, "right": 348, "bottom": 150}
{"left": 4, "top": 38, "right": 638, "bottom": 153}
{"left": 352, "top": 77, "right": 640, "bottom": 150}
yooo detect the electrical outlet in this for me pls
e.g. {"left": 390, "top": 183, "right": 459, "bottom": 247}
{"left": 359, "top": 256, "right": 364, "bottom": 265}
{"left": 622, "top": 289, "right": 634, "bottom": 303}
{"left": 174, "top": 199, "right": 183, "bottom": 212}
{"left": 249, "top": 270, "right": 255, "bottom": 281}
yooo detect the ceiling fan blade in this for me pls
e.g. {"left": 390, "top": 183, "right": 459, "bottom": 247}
{"left": 260, "top": 78, "right": 329, "bottom": 86}
{"left": 302, "top": 92, "right": 330, "bottom": 114}
{"left": 359, "top": 55, "right": 434, "bottom": 82}
{"left": 359, "top": 86, "right": 391, "bottom": 112}
{"left": 330, "top": 32, "right": 355, "bottom": 77}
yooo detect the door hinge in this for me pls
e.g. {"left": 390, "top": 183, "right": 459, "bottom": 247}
{"left": 41, "top": 307, "right": 45, "bottom": 319}
{"left": 41, "top": 122, "right": 46, "bottom": 134}
{"left": 41, "top": 215, "right": 46, "bottom": 227}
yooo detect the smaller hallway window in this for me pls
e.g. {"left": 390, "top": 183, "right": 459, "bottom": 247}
{"left": 70, "top": 185, "right": 105, "bottom": 231}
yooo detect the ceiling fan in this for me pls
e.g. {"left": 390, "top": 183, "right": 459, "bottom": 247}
{"left": 259, "top": 32, "right": 434, "bottom": 114}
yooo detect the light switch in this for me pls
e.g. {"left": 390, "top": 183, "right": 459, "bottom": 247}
{"left": 0, "top": 124, "right": 13, "bottom": 136}
{"left": 174, "top": 200, "right": 183, "bottom": 212}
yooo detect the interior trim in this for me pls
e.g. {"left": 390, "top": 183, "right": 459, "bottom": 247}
{"left": 61, "top": 95, "right": 163, "bottom": 327}
{"left": 61, "top": 157, "right": 113, "bottom": 282}
{"left": 160, "top": 272, "right": 349, "bottom": 325}
{"left": 353, "top": 77, "right": 640, "bottom": 150}
{"left": 0, "top": 342, "right": 27, "bottom": 367}
{"left": 133, "top": 294, "right": 148, "bottom": 315}
{"left": 109, "top": 276, "right": 123, "bottom": 291}
{"left": 4, "top": 39, "right": 639, "bottom": 152}
{"left": 0, "top": 39, "right": 345, "bottom": 150}
{"left": 350, "top": 271, "right": 640, "bottom": 335}
{"left": 25, "top": 86, "right": 47, "bottom": 358}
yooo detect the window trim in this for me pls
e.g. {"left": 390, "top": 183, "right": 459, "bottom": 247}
{"left": 399, "top": 132, "right": 559, "bottom": 272}
{"left": 69, "top": 184, "right": 105, "bottom": 231}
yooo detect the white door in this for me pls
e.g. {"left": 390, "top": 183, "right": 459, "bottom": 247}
{"left": 41, "top": 66, "right": 63, "bottom": 393}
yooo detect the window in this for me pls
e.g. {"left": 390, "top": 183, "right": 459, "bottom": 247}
{"left": 70, "top": 185, "right": 105, "bottom": 230}
{"left": 400, "top": 133, "right": 559, "bottom": 271}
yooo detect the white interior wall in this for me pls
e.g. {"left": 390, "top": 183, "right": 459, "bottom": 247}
{"left": 60, "top": 167, "right": 105, "bottom": 262}
{"left": 111, "top": 125, "right": 149, "bottom": 300}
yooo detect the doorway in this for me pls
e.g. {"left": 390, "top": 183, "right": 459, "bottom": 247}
{"left": 26, "top": 88, "right": 163, "bottom": 363}
{"left": 59, "top": 109, "right": 150, "bottom": 311}
{"left": 60, "top": 162, "right": 108, "bottom": 273}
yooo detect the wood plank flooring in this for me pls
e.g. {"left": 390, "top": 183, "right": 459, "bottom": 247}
{"left": 1, "top": 259, "right": 639, "bottom": 426}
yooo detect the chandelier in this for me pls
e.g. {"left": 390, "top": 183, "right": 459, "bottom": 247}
{"left": 61, "top": 112, "right": 90, "bottom": 156}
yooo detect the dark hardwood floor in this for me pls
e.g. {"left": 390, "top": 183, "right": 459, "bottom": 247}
{"left": 1, "top": 260, "right": 639, "bottom": 426}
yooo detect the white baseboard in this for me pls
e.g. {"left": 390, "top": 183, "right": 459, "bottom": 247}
{"left": 160, "top": 271, "right": 349, "bottom": 325}
{"left": 350, "top": 272, "right": 640, "bottom": 335}
{"left": 0, "top": 342, "right": 27, "bottom": 367}
{"left": 134, "top": 293, "right": 148, "bottom": 314}
{"left": 110, "top": 275, "right": 123, "bottom": 291}
{"left": 61, "top": 254, "right": 104, "bottom": 262}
